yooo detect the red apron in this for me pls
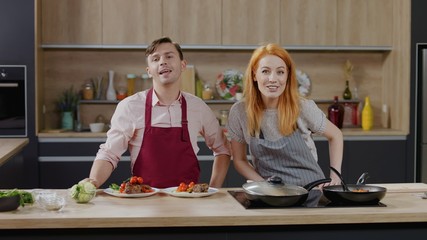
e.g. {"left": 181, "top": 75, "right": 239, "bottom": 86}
{"left": 132, "top": 88, "right": 200, "bottom": 188}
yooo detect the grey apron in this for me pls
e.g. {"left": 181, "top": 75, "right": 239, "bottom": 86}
{"left": 249, "top": 129, "right": 325, "bottom": 187}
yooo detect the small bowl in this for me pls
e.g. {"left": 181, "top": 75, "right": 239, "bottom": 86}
{"left": 89, "top": 123, "right": 105, "bottom": 133}
{"left": 0, "top": 195, "right": 20, "bottom": 212}
{"left": 38, "top": 193, "right": 65, "bottom": 211}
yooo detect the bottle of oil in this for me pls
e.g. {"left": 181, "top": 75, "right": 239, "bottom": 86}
{"left": 343, "top": 80, "right": 352, "bottom": 100}
{"left": 362, "top": 96, "right": 373, "bottom": 130}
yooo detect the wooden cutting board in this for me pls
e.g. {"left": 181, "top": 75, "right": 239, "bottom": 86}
{"left": 181, "top": 65, "right": 196, "bottom": 95}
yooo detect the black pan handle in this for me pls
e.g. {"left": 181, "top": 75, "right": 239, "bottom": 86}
{"left": 356, "top": 172, "right": 370, "bottom": 185}
{"left": 330, "top": 166, "right": 350, "bottom": 191}
{"left": 303, "top": 178, "right": 331, "bottom": 191}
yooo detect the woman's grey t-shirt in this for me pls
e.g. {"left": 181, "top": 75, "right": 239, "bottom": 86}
{"left": 227, "top": 98, "right": 327, "bottom": 162}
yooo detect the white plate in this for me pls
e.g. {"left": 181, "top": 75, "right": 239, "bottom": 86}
{"left": 162, "top": 187, "right": 219, "bottom": 198}
{"left": 103, "top": 187, "right": 159, "bottom": 198}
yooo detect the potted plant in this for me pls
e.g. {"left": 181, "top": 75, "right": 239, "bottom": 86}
{"left": 57, "top": 86, "right": 80, "bottom": 130}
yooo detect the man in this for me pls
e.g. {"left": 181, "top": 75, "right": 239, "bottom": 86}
{"left": 84, "top": 37, "right": 231, "bottom": 188}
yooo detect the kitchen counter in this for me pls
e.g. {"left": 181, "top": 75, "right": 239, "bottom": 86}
{"left": 1, "top": 183, "right": 427, "bottom": 239}
{"left": 38, "top": 127, "right": 407, "bottom": 141}
{"left": 0, "top": 138, "right": 29, "bottom": 167}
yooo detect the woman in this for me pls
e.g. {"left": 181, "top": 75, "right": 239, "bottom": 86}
{"left": 227, "top": 43, "right": 343, "bottom": 187}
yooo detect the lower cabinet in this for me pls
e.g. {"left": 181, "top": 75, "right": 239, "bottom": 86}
{"left": 315, "top": 139, "right": 410, "bottom": 183}
{"left": 38, "top": 138, "right": 411, "bottom": 189}
{"left": 38, "top": 140, "right": 246, "bottom": 188}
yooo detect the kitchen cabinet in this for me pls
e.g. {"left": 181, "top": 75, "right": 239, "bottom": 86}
{"left": 37, "top": 140, "right": 244, "bottom": 188}
{"left": 40, "top": 0, "right": 394, "bottom": 47}
{"left": 337, "top": 0, "right": 393, "bottom": 46}
{"left": 41, "top": 0, "right": 102, "bottom": 44}
{"left": 102, "top": 0, "right": 162, "bottom": 45}
{"left": 163, "top": 0, "right": 221, "bottom": 45}
{"left": 37, "top": 136, "right": 410, "bottom": 189}
{"left": 315, "top": 139, "right": 409, "bottom": 184}
{"left": 281, "top": 0, "right": 337, "bottom": 46}
{"left": 222, "top": 0, "right": 281, "bottom": 45}
{"left": 281, "top": 0, "right": 393, "bottom": 47}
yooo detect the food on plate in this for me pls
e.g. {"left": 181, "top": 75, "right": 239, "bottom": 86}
{"left": 176, "top": 182, "right": 209, "bottom": 193}
{"left": 69, "top": 180, "right": 97, "bottom": 203}
{"left": 110, "top": 176, "right": 154, "bottom": 194}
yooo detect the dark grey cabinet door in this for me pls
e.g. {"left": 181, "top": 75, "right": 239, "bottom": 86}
{"left": 344, "top": 140, "right": 407, "bottom": 183}
{"left": 315, "top": 140, "right": 408, "bottom": 183}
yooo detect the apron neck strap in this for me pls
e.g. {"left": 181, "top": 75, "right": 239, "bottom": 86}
{"left": 145, "top": 88, "right": 189, "bottom": 142}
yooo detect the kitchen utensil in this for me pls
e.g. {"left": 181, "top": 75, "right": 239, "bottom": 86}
{"left": 242, "top": 176, "right": 331, "bottom": 207}
{"left": 330, "top": 166, "right": 349, "bottom": 191}
{"left": 356, "top": 172, "right": 370, "bottom": 185}
{"left": 323, "top": 171, "right": 386, "bottom": 205}
{"left": 322, "top": 184, "right": 387, "bottom": 205}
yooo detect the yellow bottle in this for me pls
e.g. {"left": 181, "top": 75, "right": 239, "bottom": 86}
{"left": 362, "top": 96, "right": 373, "bottom": 130}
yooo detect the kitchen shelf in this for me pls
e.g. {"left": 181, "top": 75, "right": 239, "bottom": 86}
{"left": 78, "top": 99, "right": 360, "bottom": 105}
{"left": 204, "top": 100, "right": 236, "bottom": 104}
{"left": 79, "top": 100, "right": 119, "bottom": 104}
{"left": 41, "top": 44, "right": 392, "bottom": 52}
{"left": 314, "top": 99, "right": 361, "bottom": 104}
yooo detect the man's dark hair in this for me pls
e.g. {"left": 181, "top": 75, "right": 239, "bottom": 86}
{"left": 145, "top": 37, "right": 184, "bottom": 60}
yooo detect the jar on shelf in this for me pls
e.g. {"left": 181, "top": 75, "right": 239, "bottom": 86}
{"left": 82, "top": 82, "right": 94, "bottom": 100}
{"left": 116, "top": 87, "right": 127, "bottom": 100}
{"left": 202, "top": 83, "right": 213, "bottom": 100}
{"left": 127, "top": 73, "right": 136, "bottom": 96}
{"left": 220, "top": 110, "right": 229, "bottom": 126}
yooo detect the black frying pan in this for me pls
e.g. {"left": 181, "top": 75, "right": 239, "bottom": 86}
{"left": 323, "top": 167, "right": 387, "bottom": 204}
{"left": 242, "top": 176, "right": 331, "bottom": 207}
{"left": 322, "top": 184, "right": 387, "bottom": 205}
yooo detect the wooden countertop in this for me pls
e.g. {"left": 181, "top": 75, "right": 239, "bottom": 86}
{"left": 0, "top": 138, "right": 29, "bottom": 167}
{"left": 1, "top": 183, "right": 427, "bottom": 230}
{"left": 38, "top": 128, "right": 407, "bottom": 139}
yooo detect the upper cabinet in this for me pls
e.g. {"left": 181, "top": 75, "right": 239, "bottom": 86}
{"left": 222, "top": 0, "right": 281, "bottom": 45}
{"left": 103, "top": 0, "right": 162, "bottom": 45}
{"left": 163, "top": 0, "right": 221, "bottom": 45}
{"left": 41, "top": 0, "right": 393, "bottom": 48}
{"left": 41, "top": 0, "right": 102, "bottom": 44}
{"left": 336, "top": 0, "right": 393, "bottom": 46}
{"left": 281, "top": 0, "right": 336, "bottom": 46}
{"left": 281, "top": 0, "right": 392, "bottom": 47}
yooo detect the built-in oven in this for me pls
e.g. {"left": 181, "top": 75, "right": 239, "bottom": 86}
{"left": 0, "top": 65, "right": 27, "bottom": 137}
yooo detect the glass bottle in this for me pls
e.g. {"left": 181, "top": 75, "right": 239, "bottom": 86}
{"left": 381, "top": 104, "right": 389, "bottom": 129}
{"left": 343, "top": 80, "right": 352, "bottom": 100}
{"left": 328, "top": 96, "right": 344, "bottom": 129}
{"left": 362, "top": 96, "right": 374, "bottom": 131}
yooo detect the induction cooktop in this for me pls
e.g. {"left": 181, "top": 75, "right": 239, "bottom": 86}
{"left": 228, "top": 190, "right": 386, "bottom": 209}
